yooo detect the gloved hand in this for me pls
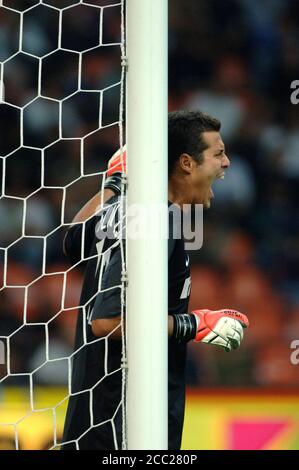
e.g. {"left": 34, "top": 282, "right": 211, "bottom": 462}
{"left": 106, "top": 145, "right": 127, "bottom": 177}
{"left": 191, "top": 309, "right": 249, "bottom": 352}
{"left": 104, "top": 146, "right": 127, "bottom": 195}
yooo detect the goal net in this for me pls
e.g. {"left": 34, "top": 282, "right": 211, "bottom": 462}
{"left": 0, "top": 0, "right": 127, "bottom": 450}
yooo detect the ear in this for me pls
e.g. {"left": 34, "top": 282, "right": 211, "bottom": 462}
{"left": 179, "top": 153, "right": 195, "bottom": 174}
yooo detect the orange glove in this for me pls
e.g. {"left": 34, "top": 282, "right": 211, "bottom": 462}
{"left": 106, "top": 145, "right": 127, "bottom": 176}
{"left": 104, "top": 145, "right": 127, "bottom": 195}
{"left": 192, "top": 309, "right": 249, "bottom": 352}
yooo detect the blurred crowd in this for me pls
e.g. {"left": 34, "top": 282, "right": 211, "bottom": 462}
{"left": 0, "top": 0, "right": 299, "bottom": 388}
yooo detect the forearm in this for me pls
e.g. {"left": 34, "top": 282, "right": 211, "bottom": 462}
{"left": 168, "top": 315, "right": 174, "bottom": 337}
{"left": 71, "top": 189, "right": 115, "bottom": 224}
{"left": 92, "top": 315, "right": 175, "bottom": 340}
{"left": 93, "top": 310, "right": 248, "bottom": 352}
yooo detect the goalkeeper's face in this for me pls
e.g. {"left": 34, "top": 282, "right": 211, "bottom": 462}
{"left": 191, "top": 131, "right": 230, "bottom": 207}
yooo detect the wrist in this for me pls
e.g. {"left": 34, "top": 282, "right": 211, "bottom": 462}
{"left": 171, "top": 313, "right": 197, "bottom": 343}
{"left": 104, "top": 173, "right": 123, "bottom": 195}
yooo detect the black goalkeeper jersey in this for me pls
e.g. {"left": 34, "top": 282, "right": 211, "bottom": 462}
{"left": 62, "top": 197, "right": 191, "bottom": 450}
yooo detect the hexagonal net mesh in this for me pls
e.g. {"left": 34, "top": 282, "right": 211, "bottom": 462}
{"left": 0, "top": 0, "right": 126, "bottom": 450}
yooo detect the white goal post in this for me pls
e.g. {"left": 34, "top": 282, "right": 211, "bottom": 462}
{"left": 0, "top": 0, "right": 168, "bottom": 451}
{"left": 126, "top": 0, "right": 168, "bottom": 450}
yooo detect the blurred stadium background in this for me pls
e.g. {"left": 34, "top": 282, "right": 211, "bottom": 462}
{"left": 1, "top": 0, "right": 299, "bottom": 449}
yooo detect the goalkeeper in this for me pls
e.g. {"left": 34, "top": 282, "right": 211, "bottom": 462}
{"left": 62, "top": 111, "right": 249, "bottom": 450}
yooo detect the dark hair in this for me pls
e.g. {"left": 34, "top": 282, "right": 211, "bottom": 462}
{"left": 168, "top": 110, "right": 221, "bottom": 176}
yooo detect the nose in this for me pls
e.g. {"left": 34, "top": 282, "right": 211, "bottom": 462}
{"left": 222, "top": 154, "right": 230, "bottom": 168}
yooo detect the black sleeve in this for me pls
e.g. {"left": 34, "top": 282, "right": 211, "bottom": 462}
{"left": 168, "top": 204, "right": 181, "bottom": 260}
{"left": 63, "top": 216, "right": 97, "bottom": 265}
{"left": 91, "top": 248, "right": 122, "bottom": 320}
{"left": 168, "top": 237, "right": 176, "bottom": 260}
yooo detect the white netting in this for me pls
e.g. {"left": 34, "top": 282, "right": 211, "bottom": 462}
{"left": 0, "top": 0, "right": 126, "bottom": 450}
